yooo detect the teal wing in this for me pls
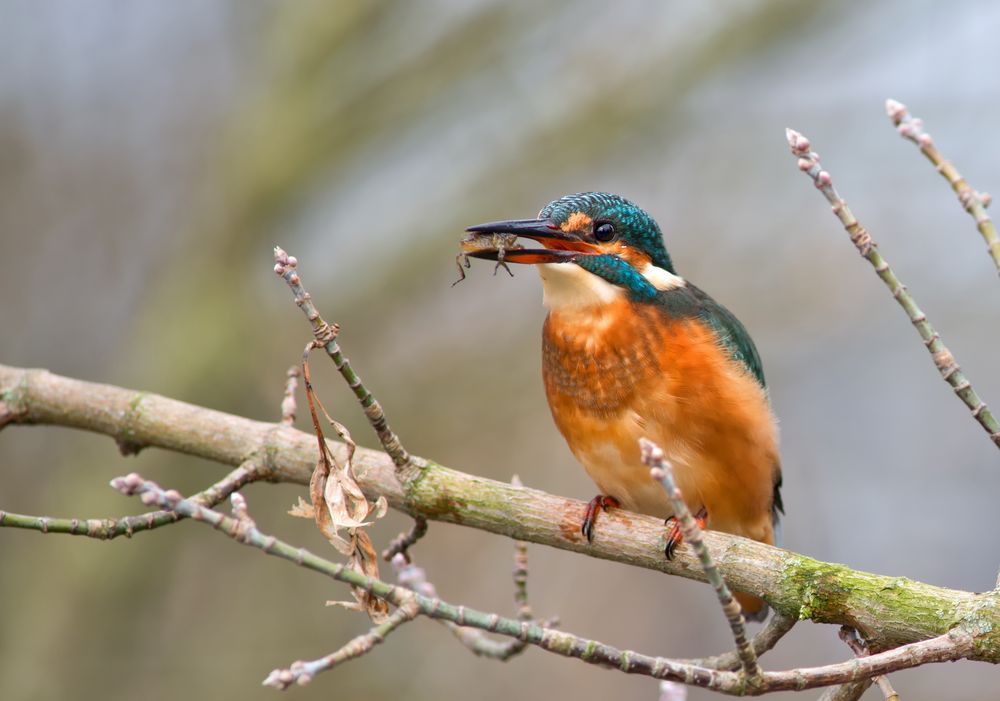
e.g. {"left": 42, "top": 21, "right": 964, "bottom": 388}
{"left": 656, "top": 282, "right": 781, "bottom": 533}
{"left": 692, "top": 287, "right": 783, "bottom": 536}
{"left": 655, "top": 282, "right": 766, "bottom": 387}
{"left": 698, "top": 294, "right": 766, "bottom": 388}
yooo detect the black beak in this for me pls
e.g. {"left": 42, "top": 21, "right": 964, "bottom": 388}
{"left": 463, "top": 218, "right": 593, "bottom": 264}
{"left": 465, "top": 218, "right": 576, "bottom": 242}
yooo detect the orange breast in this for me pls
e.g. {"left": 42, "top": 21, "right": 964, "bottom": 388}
{"left": 542, "top": 298, "right": 779, "bottom": 546}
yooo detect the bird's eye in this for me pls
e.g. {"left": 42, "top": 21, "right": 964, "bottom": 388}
{"left": 594, "top": 222, "right": 616, "bottom": 242}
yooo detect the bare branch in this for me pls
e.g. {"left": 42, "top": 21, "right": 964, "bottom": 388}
{"left": 273, "top": 246, "right": 411, "bottom": 471}
{"left": 839, "top": 627, "right": 901, "bottom": 701}
{"left": 786, "top": 128, "right": 1000, "bottom": 449}
{"left": 263, "top": 602, "right": 418, "bottom": 690}
{"left": 642, "top": 438, "right": 762, "bottom": 684}
{"left": 684, "top": 612, "right": 796, "bottom": 671}
{"left": 886, "top": 98, "right": 1000, "bottom": 277}
{"left": 274, "top": 247, "right": 427, "bottom": 558}
{"left": 510, "top": 478, "right": 533, "bottom": 624}
{"left": 381, "top": 515, "right": 428, "bottom": 562}
{"left": 0, "top": 459, "right": 262, "bottom": 540}
{"left": 392, "top": 542, "right": 555, "bottom": 662}
{"left": 3, "top": 363, "right": 1000, "bottom": 660}
{"left": 108, "top": 473, "right": 978, "bottom": 695}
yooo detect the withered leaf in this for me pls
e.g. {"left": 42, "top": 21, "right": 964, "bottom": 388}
{"left": 297, "top": 380, "right": 390, "bottom": 623}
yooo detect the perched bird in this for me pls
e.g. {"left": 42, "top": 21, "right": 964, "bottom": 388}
{"left": 465, "top": 192, "right": 782, "bottom": 620}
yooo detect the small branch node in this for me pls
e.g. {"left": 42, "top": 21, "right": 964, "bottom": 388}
{"left": 931, "top": 349, "right": 956, "bottom": 373}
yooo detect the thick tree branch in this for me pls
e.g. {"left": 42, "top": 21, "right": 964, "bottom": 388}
{"left": 2, "top": 363, "right": 999, "bottom": 660}
{"left": 110, "top": 474, "right": 978, "bottom": 695}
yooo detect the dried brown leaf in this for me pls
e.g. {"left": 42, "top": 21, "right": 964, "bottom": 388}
{"left": 351, "top": 529, "right": 389, "bottom": 623}
{"left": 287, "top": 497, "right": 315, "bottom": 519}
{"left": 298, "top": 383, "right": 390, "bottom": 622}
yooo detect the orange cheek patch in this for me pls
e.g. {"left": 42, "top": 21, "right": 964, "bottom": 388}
{"left": 616, "top": 245, "right": 650, "bottom": 268}
{"left": 561, "top": 211, "right": 593, "bottom": 233}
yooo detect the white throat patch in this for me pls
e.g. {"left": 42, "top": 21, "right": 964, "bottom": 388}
{"left": 538, "top": 263, "right": 622, "bottom": 310}
{"left": 537, "top": 260, "right": 685, "bottom": 310}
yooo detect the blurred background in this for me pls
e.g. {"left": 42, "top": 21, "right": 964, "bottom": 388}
{"left": 2, "top": 1, "right": 999, "bottom": 699}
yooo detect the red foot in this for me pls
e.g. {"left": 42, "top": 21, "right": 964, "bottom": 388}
{"left": 581, "top": 495, "right": 620, "bottom": 542}
{"left": 664, "top": 507, "right": 708, "bottom": 560}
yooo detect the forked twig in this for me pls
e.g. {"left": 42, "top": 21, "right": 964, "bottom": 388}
{"left": 274, "top": 247, "right": 410, "bottom": 470}
{"left": 786, "top": 128, "right": 1000, "bottom": 449}
{"left": 274, "top": 247, "right": 426, "bottom": 558}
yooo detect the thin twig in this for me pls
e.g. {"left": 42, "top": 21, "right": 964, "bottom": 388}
{"left": 786, "top": 128, "right": 1000, "bottom": 449}
{"left": 839, "top": 627, "right": 901, "bottom": 701}
{"left": 279, "top": 365, "right": 300, "bottom": 426}
{"left": 274, "top": 247, "right": 427, "bottom": 558}
{"left": 273, "top": 246, "right": 411, "bottom": 469}
{"left": 381, "top": 516, "right": 428, "bottom": 562}
{"left": 885, "top": 98, "right": 1000, "bottom": 276}
{"left": 684, "top": 612, "right": 796, "bottom": 671}
{"left": 264, "top": 602, "right": 419, "bottom": 689}
{"left": 108, "top": 473, "right": 978, "bottom": 694}
{"left": 0, "top": 460, "right": 261, "bottom": 540}
{"left": 392, "top": 551, "right": 554, "bottom": 661}
{"left": 511, "top": 477, "right": 532, "bottom": 624}
{"left": 641, "top": 438, "right": 762, "bottom": 685}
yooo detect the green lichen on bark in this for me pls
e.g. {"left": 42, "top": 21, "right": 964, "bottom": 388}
{"left": 777, "top": 551, "right": 1000, "bottom": 659}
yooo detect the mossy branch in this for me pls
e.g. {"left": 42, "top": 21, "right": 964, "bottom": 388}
{"left": 2, "top": 362, "right": 999, "bottom": 664}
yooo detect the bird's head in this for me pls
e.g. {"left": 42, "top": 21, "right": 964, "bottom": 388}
{"left": 465, "top": 192, "right": 683, "bottom": 308}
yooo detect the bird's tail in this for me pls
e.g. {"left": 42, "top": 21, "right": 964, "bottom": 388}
{"left": 736, "top": 592, "right": 769, "bottom": 623}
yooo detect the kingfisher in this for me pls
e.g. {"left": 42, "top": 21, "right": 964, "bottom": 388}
{"left": 465, "top": 192, "right": 783, "bottom": 620}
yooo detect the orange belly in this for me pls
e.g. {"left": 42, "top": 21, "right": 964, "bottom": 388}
{"left": 542, "top": 298, "right": 779, "bottom": 547}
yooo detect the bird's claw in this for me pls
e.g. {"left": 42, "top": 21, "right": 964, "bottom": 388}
{"left": 581, "top": 495, "right": 620, "bottom": 543}
{"left": 663, "top": 508, "right": 707, "bottom": 560}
